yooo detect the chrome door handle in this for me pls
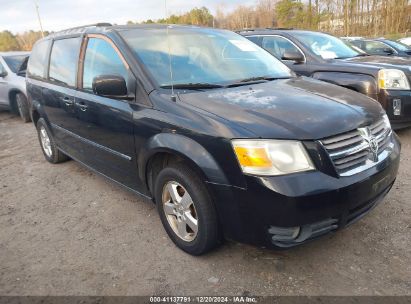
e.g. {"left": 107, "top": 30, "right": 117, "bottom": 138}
{"left": 76, "top": 102, "right": 88, "bottom": 111}
{"left": 62, "top": 97, "right": 73, "bottom": 106}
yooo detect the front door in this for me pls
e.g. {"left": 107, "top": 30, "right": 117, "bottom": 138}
{"left": 72, "top": 36, "right": 145, "bottom": 193}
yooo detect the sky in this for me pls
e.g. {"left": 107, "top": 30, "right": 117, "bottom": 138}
{"left": 0, "top": 0, "right": 255, "bottom": 33}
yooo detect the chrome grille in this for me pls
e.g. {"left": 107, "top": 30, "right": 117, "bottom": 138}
{"left": 320, "top": 119, "right": 393, "bottom": 176}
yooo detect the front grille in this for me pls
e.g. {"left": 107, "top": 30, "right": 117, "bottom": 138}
{"left": 320, "top": 119, "right": 392, "bottom": 176}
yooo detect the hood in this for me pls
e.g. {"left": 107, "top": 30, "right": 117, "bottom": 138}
{"left": 178, "top": 77, "right": 384, "bottom": 140}
{"left": 336, "top": 55, "right": 411, "bottom": 72}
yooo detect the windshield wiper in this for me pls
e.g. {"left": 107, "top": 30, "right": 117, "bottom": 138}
{"left": 160, "top": 83, "right": 224, "bottom": 90}
{"left": 227, "top": 76, "right": 290, "bottom": 87}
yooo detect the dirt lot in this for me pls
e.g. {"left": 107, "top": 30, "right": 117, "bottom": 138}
{"left": 0, "top": 109, "right": 410, "bottom": 296}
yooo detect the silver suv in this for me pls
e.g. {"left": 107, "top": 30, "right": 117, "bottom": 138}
{"left": 0, "top": 52, "right": 31, "bottom": 122}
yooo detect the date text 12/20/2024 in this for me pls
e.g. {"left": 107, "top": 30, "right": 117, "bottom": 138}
{"left": 149, "top": 296, "right": 258, "bottom": 303}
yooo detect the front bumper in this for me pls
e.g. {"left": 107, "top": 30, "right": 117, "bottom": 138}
{"left": 378, "top": 89, "right": 411, "bottom": 129}
{"left": 208, "top": 133, "right": 400, "bottom": 248}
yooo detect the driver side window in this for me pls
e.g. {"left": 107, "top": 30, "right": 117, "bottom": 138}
{"left": 83, "top": 37, "right": 128, "bottom": 92}
{"left": 261, "top": 36, "right": 303, "bottom": 61}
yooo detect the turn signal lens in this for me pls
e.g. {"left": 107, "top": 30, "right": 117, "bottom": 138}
{"left": 233, "top": 146, "right": 272, "bottom": 168}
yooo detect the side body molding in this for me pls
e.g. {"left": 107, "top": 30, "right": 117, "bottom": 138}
{"left": 138, "top": 133, "right": 230, "bottom": 186}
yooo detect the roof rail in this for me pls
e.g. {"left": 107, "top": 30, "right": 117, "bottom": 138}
{"left": 238, "top": 27, "right": 294, "bottom": 32}
{"left": 51, "top": 23, "right": 112, "bottom": 36}
{"left": 266, "top": 27, "right": 294, "bottom": 30}
{"left": 62, "top": 23, "right": 112, "bottom": 31}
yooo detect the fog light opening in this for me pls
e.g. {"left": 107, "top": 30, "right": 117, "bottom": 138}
{"left": 393, "top": 99, "right": 402, "bottom": 116}
{"left": 268, "top": 226, "right": 301, "bottom": 242}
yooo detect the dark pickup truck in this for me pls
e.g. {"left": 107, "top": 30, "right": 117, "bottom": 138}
{"left": 241, "top": 29, "right": 411, "bottom": 129}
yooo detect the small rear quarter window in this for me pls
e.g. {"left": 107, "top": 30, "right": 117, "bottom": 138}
{"left": 27, "top": 40, "right": 51, "bottom": 79}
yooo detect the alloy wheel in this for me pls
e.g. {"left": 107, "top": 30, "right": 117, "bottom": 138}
{"left": 39, "top": 126, "right": 52, "bottom": 158}
{"left": 162, "top": 181, "right": 198, "bottom": 242}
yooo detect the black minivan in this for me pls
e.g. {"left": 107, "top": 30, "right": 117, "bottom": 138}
{"left": 27, "top": 24, "right": 400, "bottom": 255}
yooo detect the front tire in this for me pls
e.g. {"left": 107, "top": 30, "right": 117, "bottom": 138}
{"left": 16, "top": 93, "right": 31, "bottom": 123}
{"left": 36, "top": 118, "right": 69, "bottom": 163}
{"left": 154, "top": 163, "right": 221, "bottom": 255}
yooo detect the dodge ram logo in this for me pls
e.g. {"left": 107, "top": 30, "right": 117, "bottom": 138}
{"left": 359, "top": 127, "right": 379, "bottom": 162}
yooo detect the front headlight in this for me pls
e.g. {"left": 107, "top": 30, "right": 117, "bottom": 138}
{"left": 232, "top": 139, "right": 315, "bottom": 176}
{"left": 382, "top": 114, "right": 391, "bottom": 130}
{"left": 378, "top": 69, "right": 410, "bottom": 90}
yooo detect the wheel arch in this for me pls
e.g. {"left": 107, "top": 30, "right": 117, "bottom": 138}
{"left": 30, "top": 98, "right": 49, "bottom": 128}
{"left": 139, "top": 133, "right": 229, "bottom": 196}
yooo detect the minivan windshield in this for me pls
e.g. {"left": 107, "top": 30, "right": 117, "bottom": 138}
{"left": 293, "top": 32, "right": 360, "bottom": 59}
{"left": 121, "top": 27, "right": 293, "bottom": 87}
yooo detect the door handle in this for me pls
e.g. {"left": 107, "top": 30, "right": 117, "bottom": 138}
{"left": 62, "top": 96, "right": 74, "bottom": 106}
{"left": 76, "top": 101, "right": 88, "bottom": 111}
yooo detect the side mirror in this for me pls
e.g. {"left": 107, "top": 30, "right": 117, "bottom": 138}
{"left": 282, "top": 51, "right": 304, "bottom": 63}
{"left": 0, "top": 70, "right": 7, "bottom": 78}
{"left": 92, "top": 74, "right": 132, "bottom": 100}
{"left": 382, "top": 48, "right": 394, "bottom": 55}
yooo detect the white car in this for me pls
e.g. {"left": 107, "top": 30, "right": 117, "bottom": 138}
{"left": 398, "top": 37, "right": 411, "bottom": 46}
{"left": 0, "top": 51, "right": 31, "bottom": 122}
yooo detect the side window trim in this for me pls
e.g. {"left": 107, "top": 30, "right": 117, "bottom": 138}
{"left": 247, "top": 34, "right": 306, "bottom": 63}
{"left": 78, "top": 34, "right": 130, "bottom": 90}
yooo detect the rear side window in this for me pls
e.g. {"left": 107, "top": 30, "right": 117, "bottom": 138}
{"left": 246, "top": 36, "right": 261, "bottom": 45}
{"left": 49, "top": 38, "right": 81, "bottom": 87}
{"left": 82, "top": 38, "right": 128, "bottom": 91}
{"left": 27, "top": 40, "right": 50, "bottom": 79}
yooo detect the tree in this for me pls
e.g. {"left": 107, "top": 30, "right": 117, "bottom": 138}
{"left": 16, "top": 31, "right": 45, "bottom": 51}
{"left": 0, "top": 31, "right": 20, "bottom": 51}
{"left": 276, "top": 0, "right": 305, "bottom": 28}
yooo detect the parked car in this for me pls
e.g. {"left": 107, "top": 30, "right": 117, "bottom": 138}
{"left": 27, "top": 24, "right": 400, "bottom": 255}
{"left": 0, "top": 52, "right": 31, "bottom": 122}
{"left": 340, "top": 38, "right": 368, "bottom": 54}
{"left": 346, "top": 38, "right": 411, "bottom": 58}
{"left": 398, "top": 37, "right": 411, "bottom": 47}
{"left": 241, "top": 29, "right": 411, "bottom": 129}
{"left": 341, "top": 36, "right": 364, "bottom": 41}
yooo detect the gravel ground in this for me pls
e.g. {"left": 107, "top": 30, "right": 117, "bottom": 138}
{"left": 0, "top": 109, "right": 410, "bottom": 296}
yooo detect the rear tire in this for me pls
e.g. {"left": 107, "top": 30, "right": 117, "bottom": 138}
{"left": 154, "top": 163, "right": 222, "bottom": 255}
{"left": 36, "top": 118, "right": 69, "bottom": 164}
{"left": 16, "top": 93, "right": 31, "bottom": 123}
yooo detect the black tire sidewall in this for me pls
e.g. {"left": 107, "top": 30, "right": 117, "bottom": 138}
{"left": 16, "top": 93, "right": 31, "bottom": 123}
{"left": 155, "top": 165, "right": 219, "bottom": 255}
